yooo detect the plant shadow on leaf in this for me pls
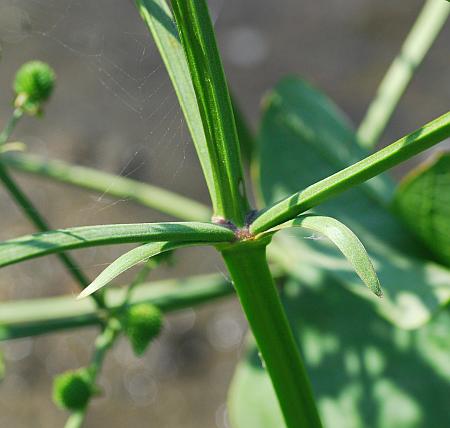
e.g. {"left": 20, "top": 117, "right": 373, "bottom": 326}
{"left": 229, "top": 278, "right": 450, "bottom": 428}
{"left": 258, "top": 77, "right": 450, "bottom": 328}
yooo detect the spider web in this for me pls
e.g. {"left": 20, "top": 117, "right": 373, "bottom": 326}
{"left": 0, "top": 0, "right": 223, "bottom": 223}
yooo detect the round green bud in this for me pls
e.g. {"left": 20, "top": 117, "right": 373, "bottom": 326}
{"left": 125, "top": 303, "right": 163, "bottom": 356}
{"left": 52, "top": 368, "right": 92, "bottom": 411}
{"left": 13, "top": 61, "right": 55, "bottom": 114}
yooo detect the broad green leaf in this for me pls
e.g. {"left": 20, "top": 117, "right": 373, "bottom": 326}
{"left": 0, "top": 222, "right": 234, "bottom": 268}
{"left": 229, "top": 278, "right": 450, "bottom": 428}
{"left": 2, "top": 152, "right": 211, "bottom": 221}
{"left": 257, "top": 77, "right": 450, "bottom": 328}
{"left": 170, "top": 0, "right": 248, "bottom": 225}
{"left": 264, "top": 215, "right": 381, "bottom": 297}
{"left": 78, "top": 241, "right": 196, "bottom": 298}
{"left": 135, "top": 0, "right": 216, "bottom": 205}
{"left": 394, "top": 152, "right": 450, "bottom": 267}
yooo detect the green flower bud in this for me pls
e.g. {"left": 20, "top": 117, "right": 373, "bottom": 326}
{"left": 13, "top": 61, "right": 55, "bottom": 115}
{"left": 125, "top": 303, "right": 163, "bottom": 356}
{"left": 52, "top": 368, "right": 92, "bottom": 411}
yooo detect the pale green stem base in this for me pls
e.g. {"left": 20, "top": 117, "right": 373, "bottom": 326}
{"left": 221, "top": 243, "right": 322, "bottom": 428}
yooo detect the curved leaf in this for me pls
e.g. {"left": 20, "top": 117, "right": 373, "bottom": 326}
{"left": 78, "top": 241, "right": 198, "bottom": 298}
{"left": 263, "top": 215, "right": 382, "bottom": 297}
{"left": 256, "top": 77, "right": 450, "bottom": 328}
{"left": 394, "top": 152, "right": 450, "bottom": 267}
{"left": 0, "top": 222, "right": 234, "bottom": 268}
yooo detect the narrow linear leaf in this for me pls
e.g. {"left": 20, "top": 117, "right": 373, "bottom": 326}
{"left": 264, "top": 215, "right": 382, "bottom": 297}
{"left": 251, "top": 110, "right": 450, "bottom": 234}
{"left": 0, "top": 222, "right": 235, "bottom": 268}
{"left": 255, "top": 78, "right": 450, "bottom": 328}
{"left": 135, "top": 0, "right": 216, "bottom": 204}
{"left": 170, "top": 0, "right": 248, "bottom": 225}
{"left": 394, "top": 152, "right": 450, "bottom": 267}
{"left": 2, "top": 152, "right": 211, "bottom": 221}
{"left": 78, "top": 241, "right": 197, "bottom": 299}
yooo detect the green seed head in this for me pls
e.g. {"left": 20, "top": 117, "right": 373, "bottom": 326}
{"left": 13, "top": 61, "right": 55, "bottom": 115}
{"left": 125, "top": 303, "right": 163, "bottom": 356}
{"left": 52, "top": 368, "right": 92, "bottom": 411}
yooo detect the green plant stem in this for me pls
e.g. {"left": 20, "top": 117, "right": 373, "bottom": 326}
{"left": 251, "top": 111, "right": 450, "bottom": 234}
{"left": 222, "top": 243, "right": 322, "bottom": 428}
{"left": 0, "top": 108, "right": 23, "bottom": 146}
{"left": 2, "top": 152, "right": 211, "bottom": 221}
{"left": 0, "top": 110, "right": 105, "bottom": 308}
{"left": 0, "top": 163, "right": 106, "bottom": 308}
{"left": 170, "top": 0, "right": 249, "bottom": 226}
{"left": 0, "top": 267, "right": 284, "bottom": 341}
{"left": 0, "top": 273, "right": 233, "bottom": 340}
{"left": 64, "top": 318, "right": 121, "bottom": 428}
{"left": 357, "top": 0, "right": 450, "bottom": 149}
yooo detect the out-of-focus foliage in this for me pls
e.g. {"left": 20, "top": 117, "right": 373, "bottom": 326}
{"left": 256, "top": 77, "right": 450, "bottom": 329}
{"left": 229, "top": 277, "right": 450, "bottom": 428}
{"left": 394, "top": 153, "right": 450, "bottom": 267}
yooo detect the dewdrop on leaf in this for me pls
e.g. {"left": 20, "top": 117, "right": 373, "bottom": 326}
{"left": 124, "top": 303, "right": 163, "bottom": 356}
{"left": 13, "top": 61, "right": 55, "bottom": 116}
{"left": 53, "top": 368, "right": 92, "bottom": 411}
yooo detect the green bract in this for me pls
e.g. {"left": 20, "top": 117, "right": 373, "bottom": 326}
{"left": 53, "top": 369, "right": 92, "bottom": 411}
{"left": 125, "top": 303, "right": 163, "bottom": 356}
{"left": 13, "top": 61, "right": 55, "bottom": 114}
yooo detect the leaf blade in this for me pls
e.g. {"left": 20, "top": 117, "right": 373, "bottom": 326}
{"left": 169, "top": 0, "right": 248, "bottom": 225}
{"left": 78, "top": 241, "right": 196, "bottom": 298}
{"left": 255, "top": 77, "right": 450, "bottom": 328}
{"left": 0, "top": 222, "right": 234, "bottom": 268}
{"left": 251, "top": 109, "right": 450, "bottom": 234}
{"left": 394, "top": 152, "right": 450, "bottom": 267}
{"left": 135, "top": 0, "right": 216, "bottom": 205}
{"left": 264, "top": 215, "right": 382, "bottom": 297}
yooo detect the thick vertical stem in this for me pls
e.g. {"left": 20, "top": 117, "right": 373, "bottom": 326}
{"left": 221, "top": 242, "right": 322, "bottom": 428}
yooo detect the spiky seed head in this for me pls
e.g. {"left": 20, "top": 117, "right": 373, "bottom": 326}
{"left": 52, "top": 368, "right": 92, "bottom": 411}
{"left": 13, "top": 61, "right": 55, "bottom": 115}
{"left": 125, "top": 303, "right": 163, "bottom": 356}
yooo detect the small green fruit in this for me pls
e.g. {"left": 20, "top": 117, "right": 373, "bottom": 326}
{"left": 13, "top": 61, "right": 55, "bottom": 115}
{"left": 53, "top": 368, "right": 92, "bottom": 411}
{"left": 125, "top": 303, "right": 163, "bottom": 356}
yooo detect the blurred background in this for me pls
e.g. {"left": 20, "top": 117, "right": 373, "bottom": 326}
{"left": 0, "top": 0, "right": 449, "bottom": 426}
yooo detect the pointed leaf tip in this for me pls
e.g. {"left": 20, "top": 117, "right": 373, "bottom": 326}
{"left": 264, "top": 214, "right": 383, "bottom": 297}
{"left": 75, "top": 241, "right": 203, "bottom": 299}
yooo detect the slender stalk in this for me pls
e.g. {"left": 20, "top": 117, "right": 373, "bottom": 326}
{"left": 0, "top": 273, "right": 235, "bottom": 340}
{"left": 0, "top": 110, "right": 105, "bottom": 307}
{"left": 170, "top": 0, "right": 249, "bottom": 226}
{"left": 2, "top": 152, "right": 211, "bottom": 221}
{"left": 222, "top": 242, "right": 322, "bottom": 428}
{"left": 0, "top": 167, "right": 107, "bottom": 309}
{"left": 0, "top": 108, "right": 23, "bottom": 146}
{"left": 64, "top": 318, "right": 121, "bottom": 428}
{"left": 251, "top": 111, "right": 450, "bottom": 233}
{"left": 357, "top": 0, "right": 450, "bottom": 149}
